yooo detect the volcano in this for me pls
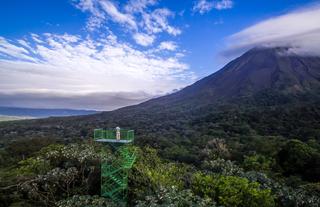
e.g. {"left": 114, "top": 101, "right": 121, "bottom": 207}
{"left": 1, "top": 47, "right": 320, "bottom": 143}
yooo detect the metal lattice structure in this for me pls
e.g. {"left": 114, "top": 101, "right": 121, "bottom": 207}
{"left": 94, "top": 128, "right": 136, "bottom": 205}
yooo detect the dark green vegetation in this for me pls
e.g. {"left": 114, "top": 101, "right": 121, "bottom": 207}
{"left": 1, "top": 47, "right": 320, "bottom": 206}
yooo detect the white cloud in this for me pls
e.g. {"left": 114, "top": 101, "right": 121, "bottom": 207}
{"left": 17, "top": 39, "right": 32, "bottom": 50}
{"left": 133, "top": 33, "right": 155, "bottom": 46}
{"left": 0, "top": 33, "right": 194, "bottom": 110}
{"left": 73, "top": 0, "right": 181, "bottom": 46}
{"left": 86, "top": 15, "right": 105, "bottom": 31}
{"left": 159, "top": 41, "right": 178, "bottom": 51}
{"left": 31, "top": 33, "right": 44, "bottom": 43}
{"left": 215, "top": 0, "right": 233, "bottom": 10}
{"left": 74, "top": 0, "right": 95, "bottom": 12}
{"left": 125, "top": 0, "right": 157, "bottom": 13}
{"left": 73, "top": 0, "right": 105, "bottom": 30}
{"left": 142, "top": 8, "right": 182, "bottom": 36}
{"left": 222, "top": 4, "right": 320, "bottom": 57}
{"left": 193, "top": 0, "right": 233, "bottom": 14}
{"left": 193, "top": 0, "right": 213, "bottom": 14}
{"left": 59, "top": 34, "right": 81, "bottom": 43}
{"left": 0, "top": 37, "right": 36, "bottom": 62}
{"left": 99, "top": 0, "right": 137, "bottom": 30}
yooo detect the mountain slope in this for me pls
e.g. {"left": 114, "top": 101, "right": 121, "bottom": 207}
{"left": 1, "top": 47, "right": 320, "bottom": 148}
{"left": 139, "top": 47, "right": 320, "bottom": 109}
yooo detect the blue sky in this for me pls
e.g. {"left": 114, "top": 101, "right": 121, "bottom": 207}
{"left": 0, "top": 0, "right": 319, "bottom": 110}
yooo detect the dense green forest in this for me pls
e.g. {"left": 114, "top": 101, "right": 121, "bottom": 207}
{"left": 0, "top": 137, "right": 320, "bottom": 206}
{"left": 0, "top": 95, "right": 320, "bottom": 206}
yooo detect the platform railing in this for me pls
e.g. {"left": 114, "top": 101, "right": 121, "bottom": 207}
{"left": 94, "top": 129, "right": 134, "bottom": 141}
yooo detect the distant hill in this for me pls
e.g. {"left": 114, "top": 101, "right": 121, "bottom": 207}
{"left": 0, "top": 106, "right": 98, "bottom": 118}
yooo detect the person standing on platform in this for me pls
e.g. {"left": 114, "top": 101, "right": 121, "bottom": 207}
{"left": 116, "top": 126, "right": 121, "bottom": 140}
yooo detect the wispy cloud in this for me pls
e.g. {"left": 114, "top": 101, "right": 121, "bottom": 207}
{"left": 73, "top": 0, "right": 181, "bottom": 46}
{"left": 0, "top": 37, "right": 36, "bottom": 62}
{"left": 141, "top": 8, "right": 181, "bottom": 36}
{"left": 193, "top": 0, "right": 233, "bottom": 14}
{"left": 99, "top": 0, "right": 137, "bottom": 30}
{"left": 133, "top": 33, "right": 155, "bottom": 46}
{"left": 125, "top": 0, "right": 157, "bottom": 13}
{"left": 214, "top": 0, "right": 233, "bottom": 10}
{"left": 0, "top": 33, "right": 194, "bottom": 110}
{"left": 159, "top": 41, "right": 178, "bottom": 51}
{"left": 222, "top": 4, "right": 320, "bottom": 58}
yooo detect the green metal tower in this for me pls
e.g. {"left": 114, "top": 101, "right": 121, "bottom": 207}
{"left": 94, "top": 127, "right": 136, "bottom": 205}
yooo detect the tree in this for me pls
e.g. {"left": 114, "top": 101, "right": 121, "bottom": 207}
{"left": 277, "top": 139, "right": 320, "bottom": 181}
{"left": 135, "top": 186, "right": 215, "bottom": 207}
{"left": 129, "top": 147, "right": 192, "bottom": 202}
{"left": 242, "top": 154, "right": 274, "bottom": 172}
{"left": 201, "top": 158, "right": 243, "bottom": 176}
{"left": 56, "top": 195, "right": 118, "bottom": 207}
{"left": 191, "top": 173, "right": 275, "bottom": 207}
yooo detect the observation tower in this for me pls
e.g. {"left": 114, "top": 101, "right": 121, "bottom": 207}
{"left": 94, "top": 127, "right": 136, "bottom": 205}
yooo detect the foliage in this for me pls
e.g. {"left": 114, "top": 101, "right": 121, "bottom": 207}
{"left": 192, "top": 173, "right": 275, "bottom": 207}
{"left": 0, "top": 139, "right": 320, "bottom": 207}
{"left": 0, "top": 128, "right": 320, "bottom": 207}
{"left": 162, "top": 145, "right": 197, "bottom": 163}
{"left": 0, "top": 143, "right": 106, "bottom": 206}
{"left": 239, "top": 171, "right": 276, "bottom": 190}
{"left": 201, "top": 158, "right": 243, "bottom": 176}
{"left": 19, "top": 167, "right": 79, "bottom": 205}
{"left": 38, "top": 143, "right": 100, "bottom": 166}
{"left": 17, "top": 156, "right": 50, "bottom": 175}
{"left": 243, "top": 154, "right": 274, "bottom": 172}
{"left": 200, "top": 138, "right": 231, "bottom": 160}
{"left": 238, "top": 171, "right": 320, "bottom": 207}
{"left": 129, "top": 147, "right": 192, "bottom": 202}
{"left": 277, "top": 139, "right": 320, "bottom": 181}
{"left": 56, "top": 195, "right": 118, "bottom": 207}
{"left": 0, "top": 137, "right": 57, "bottom": 171}
{"left": 274, "top": 185, "right": 320, "bottom": 207}
{"left": 135, "top": 186, "right": 216, "bottom": 207}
